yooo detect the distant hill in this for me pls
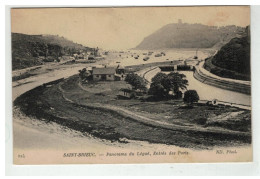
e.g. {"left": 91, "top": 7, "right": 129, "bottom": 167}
{"left": 135, "top": 23, "right": 245, "bottom": 50}
{"left": 204, "top": 26, "right": 250, "bottom": 81}
{"left": 12, "top": 33, "right": 93, "bottom": 70}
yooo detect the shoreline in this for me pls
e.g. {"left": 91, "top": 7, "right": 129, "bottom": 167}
{"left": 13, "top": 49, "right": 252, "bottom": 152}
{"left": 13, "top": 69, "right": 251, "bottom": 150}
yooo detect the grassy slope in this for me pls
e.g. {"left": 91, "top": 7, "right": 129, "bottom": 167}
{"left": 204, "top": 57, "right": 250, "bottom": 81}
{"left": 14, "top": 75, "right": 251, "bottom": 149}
{"left": 204, "top": 27, "right": 250, "bottom": 81}
{"left": 12, "top": 33, "right": 92, "bottom": 70}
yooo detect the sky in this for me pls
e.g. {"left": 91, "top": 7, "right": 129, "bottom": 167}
{"left": 11, "top": 6, "right": 250, "bottom": 50}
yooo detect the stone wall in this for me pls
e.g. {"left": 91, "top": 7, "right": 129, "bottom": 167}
{"left": 194, "top": 65, "right": 251, "bottom": 95}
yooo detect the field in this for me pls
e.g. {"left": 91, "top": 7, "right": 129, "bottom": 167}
{"left": 14, "top": 74, "right": 251, "bottom": 149}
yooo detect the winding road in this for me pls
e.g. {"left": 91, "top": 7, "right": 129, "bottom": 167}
{"left": 12, "top": 55, "right": 251, "bottom": 151}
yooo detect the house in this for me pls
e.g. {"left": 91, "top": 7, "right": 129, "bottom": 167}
{"left": 78, "top": 54, "right": 85, "bottom": 59}
{"left": 92, "top": 67, "right": 116, "bottom": 81}
{"left": 116, "top": 64, "right": 125, "bottom": 74}
{"left": 88, "top": 55, "right": 95, "bottom": 60}
{"left": 115, "top": 74, "right": 125, "bottom": 81}
{"left": 118, "top": 88, "right": 135, "bottom": 99}
{"left": 91, "top": 47, "right": 101, "bottom": 57}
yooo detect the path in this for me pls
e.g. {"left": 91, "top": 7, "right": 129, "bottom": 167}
{"left": 59, "top": 83, "right": 250, "bottom": 138}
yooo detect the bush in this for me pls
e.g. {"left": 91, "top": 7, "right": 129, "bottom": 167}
{"left": 175, "top": 91, "right": 183, "bottom": 99}
{"left": 183, "top": 90, "right": 199, "bottom": 105}
{"left": 148, "top": 83, "right": 167, "bottom": 99}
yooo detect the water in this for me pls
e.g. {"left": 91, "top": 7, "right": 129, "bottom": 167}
{"left": 13, "top": 48, "right": 251, "bottom": 106}
{"left": 165, "top": 71, "right": 251, "bottom": 106}
{"left": 103, "top": 48, "right": 212, "bottom": 67}
{"left": 102, "top": 48, "right": 251, "bottom": 106}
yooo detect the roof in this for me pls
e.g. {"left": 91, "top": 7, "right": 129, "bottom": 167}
{"left": 92, "top": 67, "right": 116, "bottom": 75}
{"left": 116, "top": 64, "right": 125, "bottom": 69}
{"left": 120, "top": 88, "right": 133, "bottom": 93}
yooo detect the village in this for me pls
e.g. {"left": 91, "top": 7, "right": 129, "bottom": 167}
{"left": 12, "top": 42, "right": 251, "bottom": 141}
{"left": 9, "top": 6, "right": 254, "bottom": 169}
{"left": 11, "top": 43, "right": 251, "bottom": 152}
{"left": 75, "top": 47, "right": 238, "bottom": 109}
{"left": 76, "top": 48, "right": 196, "bottom": 102}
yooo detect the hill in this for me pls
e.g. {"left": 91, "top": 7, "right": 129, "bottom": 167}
{"left": 12, "top": 33, "right": 93, "bottom": 70}
{"left": 135, "top": 23, "right": 245, "bottom": 50}
{"left": 204, "top": 26, "right": 250, "bottom": 81}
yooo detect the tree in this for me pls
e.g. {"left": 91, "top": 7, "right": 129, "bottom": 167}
{"left": 79, "top": 68, "right": 90, "bottom": 81}
{"left": 151, "top": 72, "right": 168, "bottom": 84}
{"left": 148, "top": 82, "right": 167, "bottom": 99}
{"left": 125, "top": 73, "right": 136, "bottom": 85}
{"left": 149, "top": 72, "right": 188, "bottom": 99}
{"left": 125, "top": 73, "right": 147, "bottom": 92}
{"left": 183, "top": 90, "right": 199, "bottom": 105}
{"left": 166, "top": 72, "right": 188, "bottom": 94}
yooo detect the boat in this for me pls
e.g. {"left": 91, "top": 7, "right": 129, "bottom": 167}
{"left": 148, "top": 51, "right": 153, "bottom": 56}
{"left": 161, "top": 52, "right": 166, "bottom": 56}
{"left": 155, "top": 53, "right": 162, "bottom": 57}
{"left": 143, "top": 56, "right": 150, "bottom": 61}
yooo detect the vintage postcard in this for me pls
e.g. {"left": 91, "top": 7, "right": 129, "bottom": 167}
{"left": 11, "top": 6, "right": 251, "bottom": 164}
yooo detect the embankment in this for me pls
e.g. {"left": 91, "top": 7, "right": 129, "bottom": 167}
{"left": 194, "top": 61, "right": 251, "bottom": 95}
{"left": 13, "top": 78, "right": 251, "bottom": 149}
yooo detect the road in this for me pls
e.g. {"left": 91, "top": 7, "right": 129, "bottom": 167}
{"left": 182, "top": 71, "right": 251, "bottom": 106}
{"left": 12, "top": 65, "right": 83, "bottom": 101}
{"left": 141, "top": 67, "right": 251, "bottom": 106}
{"left": 11, "top": 55, "right": 252, "bottom": 164}
{"left": 11, "top": 63, "right": 180, "bottom": 157}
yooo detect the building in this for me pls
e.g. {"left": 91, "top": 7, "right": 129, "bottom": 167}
{"left": 92, "top": 47, "right": 101, "bottom": 57}
{"left": 118, "top": 88, "right": 134, "bottom": 99}
{"left": 88, "top": 55, "right": 95, "bottom": 60}
{"left": 116, "top": 64, "right": 125, "bottom": 74}
{"left": 92, "top": 67, "right": 116, "bottom": 81}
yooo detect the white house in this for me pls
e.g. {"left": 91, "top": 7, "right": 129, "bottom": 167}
{"left": 92, "top": 67, "right": 116, "bottom": 81}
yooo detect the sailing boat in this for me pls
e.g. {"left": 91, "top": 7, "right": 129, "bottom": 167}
{"left": 194, "top": 49, "right": 198, "bottom": 59}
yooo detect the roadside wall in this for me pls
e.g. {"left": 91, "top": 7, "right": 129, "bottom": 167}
{"left": 194, "top": 62, "right": 251, "bottom": 95}
{"left": 135, "top": 66, "right": 161, "bottom": 88}
{"left": 198, "top": 100, "right": 251, "bottom": 110}
{"left": 142, "top": 66, "right": 161, "bottom": 83}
